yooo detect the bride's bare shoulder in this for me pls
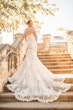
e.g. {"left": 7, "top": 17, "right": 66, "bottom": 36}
{"left": 25, "top": 27, "right": 36, "bottom": 33}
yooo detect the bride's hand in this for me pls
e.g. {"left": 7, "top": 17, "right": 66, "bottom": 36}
{"left": 25, "top": 38, "right": 27, "bottom": 41}
{"left": 36, "top": 38, "right": 37, "bottom": 43}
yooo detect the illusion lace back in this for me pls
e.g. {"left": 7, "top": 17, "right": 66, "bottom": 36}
{"left": 7, "top": 34, "right": 70, "bottom": 103}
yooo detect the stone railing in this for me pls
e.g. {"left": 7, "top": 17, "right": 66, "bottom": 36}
{"left": 0, "top": 35, "right": 27, "bottom": 92}
{"left": 50, "top": 42, "right": 68, "bottom": 54}
{"left": 67, "top": 31, "right": 73, "bottom": 59}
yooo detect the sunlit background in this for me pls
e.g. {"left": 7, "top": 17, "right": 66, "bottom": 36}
{"left": 0, "top": 0, "right": 73, "bottom": 44}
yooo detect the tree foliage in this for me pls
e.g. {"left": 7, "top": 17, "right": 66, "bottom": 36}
{"left": 0, "top": 0, "right": 58, "bottom": 32}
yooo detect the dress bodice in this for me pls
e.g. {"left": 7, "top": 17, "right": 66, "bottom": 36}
{"left": 26, "top": 33, "right": 37, "bottom": 54}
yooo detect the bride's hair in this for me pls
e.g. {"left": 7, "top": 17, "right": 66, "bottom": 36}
{"left": 26, "top": 20, "right": 32, "bottom": 25}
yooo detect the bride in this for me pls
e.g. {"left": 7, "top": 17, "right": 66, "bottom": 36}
{"left": 7, "top": 20, "right": 70, "bottom": 103}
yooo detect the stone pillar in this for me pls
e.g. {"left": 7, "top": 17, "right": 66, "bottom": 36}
{"left": 67, "top": 31, "right": 73, "bottom": 59}
{"left": 0, "top": 36, "right": 27, "bottom": 92}
{"left": 43, "top": 34, "right": 51, "bottom": 51}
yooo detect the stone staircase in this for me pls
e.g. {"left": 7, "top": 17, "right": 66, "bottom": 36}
{"left": 38, "top": 52, "right": 73, "bottom": 74}
{"left": 0, "top": 52, "right": 73, "bottom": 110}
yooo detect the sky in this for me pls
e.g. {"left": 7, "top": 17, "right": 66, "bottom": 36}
{"left": 51, "top": 0, "right": 73, "bottom": 28}
{"left": 37, "top": 0, "right": 73, "bottom": 35}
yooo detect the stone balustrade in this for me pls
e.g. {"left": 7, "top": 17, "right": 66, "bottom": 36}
{"left": 49, "top": 42, "right": 68, "bottom": 54}
{"left": 0, "top": 35, "right": 27, "bottom": 92}
{"left": 67, "top": 31, "right": 73, "bottom": 59}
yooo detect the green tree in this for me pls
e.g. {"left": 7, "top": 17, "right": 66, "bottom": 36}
{"left": 0, "top": 0, "right": 58, "bottom": 32}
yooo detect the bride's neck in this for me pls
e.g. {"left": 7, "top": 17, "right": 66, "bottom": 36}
{"left": 29, "top": 26, "right": 33, "bottom": 27}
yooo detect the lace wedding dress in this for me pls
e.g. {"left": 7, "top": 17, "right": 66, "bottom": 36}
{"left": 7, "top": 34, "right": 70, "bottom": 103}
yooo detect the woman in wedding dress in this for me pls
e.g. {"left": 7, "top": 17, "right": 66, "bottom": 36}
{"left": 7, "top": 20, "right": 71, "bottom": 103}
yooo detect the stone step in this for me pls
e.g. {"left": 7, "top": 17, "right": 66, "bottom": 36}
{"left": 42, "top": 61, "right": 73, "bottom": 65}
{"left": 40, "top": 59, "right": 73, "bottom": 62}
{"left": 0, "top": 91, "right": 73, "bottom": 102}
{"left": 50, "top": 68, "right": 73, "bottom": 74}
{"left": 0, "top": 101, "right": 73, "bottom": 110}
{"left": 42, "top": 59, "right": 72, "bottom": 61}
{"left": 55, "top": 74, "right": 73, "bottom": 83}
{"left": 38, "top": 56, "right": 71, "bottom": 59}
{"left": 38, "top": 53, "right": 70, "bottom": 56}
{"left": 64, "top": 78, "right": 73, "bottom": 83}
{"left": 46, "top": 65, "right": 73, "bottom": 69}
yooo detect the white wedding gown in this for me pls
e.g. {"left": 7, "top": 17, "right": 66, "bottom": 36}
{"left": 7, "top": 34, "right": 70, "bottom": 103}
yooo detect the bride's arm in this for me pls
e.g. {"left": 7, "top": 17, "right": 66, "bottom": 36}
{"left": 33, "top": 28, "right": 38, "bottom": 42}
{"left": 23, "top": 29, "right": 27, "bottom": 41}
